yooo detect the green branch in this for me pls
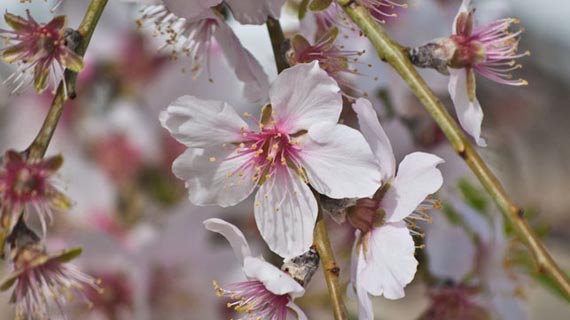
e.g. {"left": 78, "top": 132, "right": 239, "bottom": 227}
{"left": 337, "top": 1, "right": 570, "bottom": 301}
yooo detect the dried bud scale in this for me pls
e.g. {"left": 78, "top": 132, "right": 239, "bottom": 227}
{"left": 281, "top": 247, "right": 320, "bottom": 286}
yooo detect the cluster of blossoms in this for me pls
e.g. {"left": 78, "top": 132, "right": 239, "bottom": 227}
{"left": 0, "top": 0, "right": 535, "bottom": 319}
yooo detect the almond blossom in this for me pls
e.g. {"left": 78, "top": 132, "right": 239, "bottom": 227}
{"left": 349, "top": 98, "right": 443, "bottom": 319}
{"left": 204, "top": 218, "right": 307, "bottom": 320}
{"left": 0, "top": 10, "right": 83, "bottom": 94}
{"left": 160, "top": 62, "right": 381, "bottom": 258}
{"left": 133, "top": 0, "right": 272, "bottom": 102}
{"left": 1, "top": 241, "right": 102, "bottom": 320}
{"left": 0, "top": 150, "right": 71, "bottom": 236}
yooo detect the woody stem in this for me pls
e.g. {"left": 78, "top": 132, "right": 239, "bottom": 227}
{"left": 337, "top": 0, "right": 570, "bottom": 301}
{"left": 27, "top": 0, "right": 109, "bottom": 160}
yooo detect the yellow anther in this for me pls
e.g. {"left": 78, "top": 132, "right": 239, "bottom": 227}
{"left": 209, "top": 157, "right": 216, "bottom": 162}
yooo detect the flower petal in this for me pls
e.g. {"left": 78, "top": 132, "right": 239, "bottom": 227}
{"left": 159, "top": 95, "right": 249, "bottom": 148}
{"left": 353, "top": 98, "right": 396, "bottom": 182}
{"left": 382, "top": 152, "right": 444, "bottom": 223}
{"left": 225, "top": 0, "right": 286, "bottom": 25}
{"left": 162, "top": 0, "right": 221, "bottom": 21}
{"left": 299, "top": 122, "right": 381, "bottom": 199}
{"left": 203, "top": 218, "right": 252, "bottom": 266}
{"left": 360, "top": 222, "right": 418, "bottom": 300}
{"left": 172, "top": 147, "right": 255, "bottom": 207}
{"left": 270, "top": 62, "right": 342, "bottom": 133}
{"left": 453, "top": 0, "right": 472, "bottom": 34}
{"left": 254, "top": 168, "right": 317, "bottom": 259}
{"left": 355, "top": 245, "right": 375, "bottom": 320}
{"left": 287, "top": 301, "right": 308, "bottom": 320}
{"left": 214, "top": 22, "right": 269, "bottom": 103}
{"left": 448, "top": 69, "right": 487, "bottom": 147}
{"left": 243, "top": 257, "right": 305, "bottom": 297}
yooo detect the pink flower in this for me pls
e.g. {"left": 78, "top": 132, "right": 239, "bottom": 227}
{"left": 1, "top": 246, "right": 102, "bottom": 320}
{"left": 205, "top": 218, "right": 307, "bottom": 320}
{"left": 0, "top": 11, "right": 83, "bottom": 94}
{"left": 134, "top": 0, "right": 271, "bottom": 102}
{"left": 447, "top": 0, "right": 529, "bottom": 146}
{"left": 349, "top": 98, "right": 443, "bottom": 319}
{"left": 288, "top": 27, "right": 366, "bottom": 97}
{"left": 160, "top": 62, "right": 381, "bottom": 258}
{"left": 0, "top": 151, "right": 71, "bottom": 235}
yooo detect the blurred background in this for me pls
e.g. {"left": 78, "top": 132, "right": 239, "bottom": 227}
{"left": 0, "top": 0, "right": 569, "bottom": 319}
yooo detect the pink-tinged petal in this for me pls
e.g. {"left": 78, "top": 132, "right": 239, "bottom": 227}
{"left": 448, "top": 69, "right": 487, "bottom": 147}
{"left": 203, "top": 218, "right": 252, "bottom": 266}
{"left": 172, "top": 148, "right": 255, "bottom": 207}
{"left": 452, "top": 0, "right": 472, "bottom": 34}
{"left": 243, "top": 257, "right": 305, "bottom": 297}
{"left": 287, "top": 301, "right": 308, "bottom": 320}
{"left": 382, "top": 152, "right": 444, "bottom": 223}
{"left": 214, "top": 22, "right": 269, "bottom": 103}
{"left": 254, "top": 168, "right": 317, "bottom": 259}
{"left": 352, "top": 98, "right": 396, "bottom": 182}
{"left": 299, "top": 122, "right": 381, "bottom": 199}
{"left": 426, "top": 213, "right": 475, "bottom": 282}
{"left": 270, "top": 62, "right": 342, "bottom": 133}
{"left": 162, "top": 0, "right": 221, "bottom": 21}
{"left": 225, "top": 0, "right": 286, "bottom": 25}
{"left": 355, "top": 248, "right": 375, "bottom": 320}
{"left": 159, "top": 95, "right": 249, "bottom": 147}
{"left": 360, "top": 222, "right": 418, "bottom": 300}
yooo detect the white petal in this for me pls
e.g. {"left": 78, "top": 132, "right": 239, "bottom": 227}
{"left": 353, "top": 98, "right": 396, "bottom": 182}
{"left": 425, "top": 213, "right": 475, "bottom": 282}
{"left": 355, "top": 247, "right": 375, "bottom": 320}
{"left": 172, "top": 148, "right": 256, "bottom": 207}
{"left": 452, "top": 0, "right": 472, "bottom": 34}
{"left": 159, "top": 95, "right": 249, "bottom": 148}
{"left": 299, "top": 122, "right": 381, "bottom": 199}
{"left": 382, "top": 152, "right": 444, "bottom": 223}
{"left": 360, "top": 222, "right": 418, "bottom": 300}
{"left": 162, "top": 0, "right": 221, "bottom": 21}
{"left": 214, "top": 23, "right": 269, "bottom": 103}
{"left": 203, "top": 218, "right": 252, "bottom": 266}
{"left": 243, "top": 257, "right": 305, "bottom": 297}
{"left": 270, "top": 62, "right": 342, "bottom": 133}
{"left": 225, "top": 0, "right": 286, "bottom": 25}
{"left": 254, "top": 168, "right": 317, "bottom": 259}
{"left": 448, "top": 69, "right": 487, "bottom": 147}
{"left": 287, "top": 302, "right": 308, "bottom": 320}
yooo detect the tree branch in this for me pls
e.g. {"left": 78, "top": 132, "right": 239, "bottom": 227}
{"left": 337, "top": 1, "right": 570, "bottom": 301}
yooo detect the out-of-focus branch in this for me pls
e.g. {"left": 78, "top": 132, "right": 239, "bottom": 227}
{"left": 27, "top": 0, "right": 109, "bottom": 160}
{"left": 337, "top": 1, "right": 570, "bottom": 301}
{"left": 266, "top": 17, "right": 289, "bottom": 73}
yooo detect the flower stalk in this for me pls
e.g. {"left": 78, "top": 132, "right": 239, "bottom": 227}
{"left": 27, "top": 0, "right": 109, "bottom": 160}
{"left": 336, "top": 0, "right": 570, "bottom": 301}
{"left": 313, "top": 192, "right": 349, "bottom": 320}
{"left": 266, "top": 18, "right": 350, "bottom": 319}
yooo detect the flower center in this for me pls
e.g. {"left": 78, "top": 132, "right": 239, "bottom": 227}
{"left": 223, "top": 117, "right": 305, "bottom": 190}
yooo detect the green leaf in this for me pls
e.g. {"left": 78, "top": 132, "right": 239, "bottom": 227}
{"left": 457, "top": 179, "right": 489, "bottom": 213}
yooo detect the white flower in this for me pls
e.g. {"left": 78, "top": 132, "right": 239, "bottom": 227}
{"left": 161, "top": 62, "right": 381, "bottom": 259}
{"left": 132, "top": 0, "right": 270, "bottom": 102}
{"left": 204, "top": 218, "right": 307, "bottom": 320}
{"left": 350, "top": 98, "right": 444, "bottom": 319}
